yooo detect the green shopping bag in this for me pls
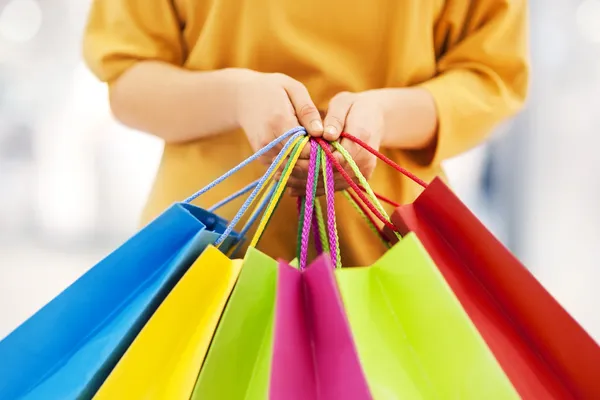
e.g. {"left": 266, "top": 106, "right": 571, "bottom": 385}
{"left": 335, "top": 235, "right": 518, "bottom": 399}
{"left": 317, "top": 139, "right": 518, "bottom": 399}
{"left": 192, "top": 136, "right": 310, "bottom": 399}
{"left": 191, "top": 247, "right": 276, "bottom": 399}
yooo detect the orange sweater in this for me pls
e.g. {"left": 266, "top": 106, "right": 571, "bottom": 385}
{"left": 83, "top": 0, "right": 528, "bottom": 266}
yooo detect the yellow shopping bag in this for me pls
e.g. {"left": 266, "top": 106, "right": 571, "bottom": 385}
{"left": 94, "top": 134, "right": 307, "bottom": 400}
{"left": 93, "top": 245, "right": 242, "bottom": 400}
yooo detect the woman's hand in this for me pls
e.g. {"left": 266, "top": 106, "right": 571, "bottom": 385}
{"left": 287, "top": 91, "right": 384, "bottom": 196}
{"left": 234, "top": 70, "right": 323, "bottom": 162}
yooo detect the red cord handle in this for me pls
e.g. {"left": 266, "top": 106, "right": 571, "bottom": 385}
{"left": 341, "top": 132, "right": 428, "bottom": 188}
{"left": 346, "top": 189, "right": 389, "bottom": 242}
{"left": 358, "top": 185, "right": 400, "bottom": 208}
{"left": 315, "top": 138, "right": 397, "bottom": 231}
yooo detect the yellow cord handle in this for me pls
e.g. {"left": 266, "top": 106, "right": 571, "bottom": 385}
{"left": 249, "top": 136, "right": 310, "bottom": 248}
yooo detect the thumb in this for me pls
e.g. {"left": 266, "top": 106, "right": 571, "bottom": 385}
{"left": 323, "top": 92, "right": 354, "bottom": 141}
{"left": 281, "top": 76, "right": 323, "bottom": 137}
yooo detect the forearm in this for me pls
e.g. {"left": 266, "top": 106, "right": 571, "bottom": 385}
{"left": 109, "top": 62, "right": 247, "bottom": 143}
{"left": 371, "top": 87, "right": 439, "bottom": 150}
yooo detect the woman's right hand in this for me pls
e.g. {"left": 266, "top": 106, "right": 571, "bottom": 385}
{"left": 233, "top": 70, "right": 324, "bottom": 163}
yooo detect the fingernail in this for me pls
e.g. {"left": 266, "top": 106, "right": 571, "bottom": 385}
{"left": 311, "top": 120, "right": 324, "bottom": 133}
{"left": 325, "top": 125, "right": 338, "bottom": 138}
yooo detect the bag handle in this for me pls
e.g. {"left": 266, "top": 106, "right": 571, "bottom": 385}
{"left": 315, "top": 138, "right": 398, "bottom": 234}
{"left": 298, "top": 141, "right": 340, "bottom": 270}
{"left": 343, "top": 190, "right": 390, "bottom": 246}
{"left": 183, "top": 126, "right": 305, "bottom": 204}
{"left": 298, "top": 140, "right": 320, "bottom": 270}
{"left": 215, "top": 133, "right": 306, "bottom": 246}
{"left": 358, "top": 185, "right": 400, "bottom": 208}
{"left": 321, "top": 147, "right": 341, "bottom": 268}
{"left": 340, "top": 132, "right": 428, "bottom": 188}
{"left": 229, "top": 140, "right": 301, "bottom": 258}
{"left": 248, "top": 136, "right": 310, "bottom": 248}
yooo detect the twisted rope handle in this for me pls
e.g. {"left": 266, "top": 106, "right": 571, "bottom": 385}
{"left": 215, "top": 132, "right": 306, "bottom": 246}
{"left": 314, "top": 201, "right": 329, "bottom": 255}
{"left": 249, "top": 136, "right": 310, "bottom": 248}
{"left": 340, "top": 132, "right": 428, "bottom": 188}
{"left": 321, "top": 143, "right": 341, "bottom": 268}
{"left": 331, "top": 142, "right": 391, "bottom": 224}
{"left": 184, "top": 126, "right": 305, "bottom": 204}
{"left": 315, "top": 138, "right": 398, "bottom": 234}
{"left": 343, "top": 190, "right": 390, "bottom": 246}
{"left": 299, "top": 140, "right": 320, "bottom": 270}
{"left": 359, "top": 185, "right": 400, "bottom": 208}
{"left": 227, "top": 181, "right": 277, "bottom": 258}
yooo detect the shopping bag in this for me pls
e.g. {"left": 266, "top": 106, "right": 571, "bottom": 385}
{"left": 191, "top": 247, "right": 277, "bottom": 400}
{"left": 92, "top": 130, "right": 310, "bottom": 400}
{"left": 93, "top": 245, "right": 241, "bottom": 399}
{"left": 390, "top": 177, "right": 600, "bottom": 399}
{"left": 335, "top": 233, "right": 519, "bottom": 399}
{"left": 338, "top": 132, "right": 600, "bottom": 399}
{"left": 0, "top": 126, "right": 307, "bottom": 400}
{"left": 0, "top": 204, "right": 239, "bottom": 400}
{"left": 269, "top": 140, "right": 371, "bottom": 399}
{"left": 312, "top": 136, "right": 518, "bottom": 399}
{"left": 193, "top": 132, "right": 311, "bottom": 400}
{"left": 271, "top": 255, "right": 372, "bottom": 400}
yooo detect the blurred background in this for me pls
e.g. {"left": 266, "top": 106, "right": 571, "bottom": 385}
{"left": 0, "top": 0, "right": 599, "bottom": 342}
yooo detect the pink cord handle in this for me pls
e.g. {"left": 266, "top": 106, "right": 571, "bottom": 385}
{"left": 299, "top": 140, "right": 319, "bottom": 270}
{"left": 322, "top": 142, "right": 339, "bottom": 268}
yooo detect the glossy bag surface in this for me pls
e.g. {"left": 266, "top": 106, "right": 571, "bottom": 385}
{"left": 336, "top": 233, "right": 518, "bottom": 400}
{"left": 93, "top": 245, "right": 242, "bottom": 400}
{"left": 390, "top": 178, "right": 600, "bottom": 399}
{"left": 0, "top": 204, "right": 238, "bottom": 400}
{"left": 191, "top": 248, "right": 277, "bottom": 400}
{"left": 270, "top": 255, "right": 371, "bottom": 400}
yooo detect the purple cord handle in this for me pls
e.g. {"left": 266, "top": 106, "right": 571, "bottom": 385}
{"left": 300, "top": 140, "right": 339, "bottom": 269}
{"left": 322, "top": 143, "right": 339, "bottom": 268}
{"left": 297, "top": 197, "right": 324, "bottom": 256}
{"left": 299, "top": 141, "right": 319, "bottom": 270}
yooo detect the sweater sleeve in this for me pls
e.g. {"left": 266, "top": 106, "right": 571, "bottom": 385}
{"left": 82, "top": 0, "right": 185, "bottom": 84}
{"left": 415, "top": 0, "right": 529, "bottom": 164}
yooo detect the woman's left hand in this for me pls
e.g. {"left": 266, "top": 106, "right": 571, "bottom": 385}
{"left": 287, "top": 90, "right": 384, "bottom": 196}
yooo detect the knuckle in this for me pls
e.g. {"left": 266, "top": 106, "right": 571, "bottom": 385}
{"left": 298, "top": 103, "right": 319, "bottom": 118}
{"left": 267, "top": 112, "right": 290, "bottom": 130}
{"left": 332, "top": 91, "right": 353, "bottom": 102}
{"left": 271, "top": 72, "right": 288, "bottom": 82}
{"left": 326, "top": 114, "right": 345, "bottom": 128}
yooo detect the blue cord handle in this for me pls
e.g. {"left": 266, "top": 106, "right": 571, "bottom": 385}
{"left": 229, "top": 182, "right": 278, "bottom": 258}
{"left": 214, "top": 130, "right": 306, "bottom": 246}
{"left": 182, "top": 126, "right": 305, "bottom": 204}
{"left": 208, "top": 179, "right": 260, "bottom": 212}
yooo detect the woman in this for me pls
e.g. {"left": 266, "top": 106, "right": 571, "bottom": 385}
{"left": 83, "top": 0, "right": 528, "bottom": 266}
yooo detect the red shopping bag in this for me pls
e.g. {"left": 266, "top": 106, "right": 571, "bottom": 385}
{"left": 339, "top": 133, "right": 600, "bottom": 399}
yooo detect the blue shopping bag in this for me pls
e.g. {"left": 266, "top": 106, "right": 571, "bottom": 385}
{"left": 0, "top": 126, "right": 306, "bottom": 400}
{"left": 0, "top": 204, "right": 239, "bottom": 400}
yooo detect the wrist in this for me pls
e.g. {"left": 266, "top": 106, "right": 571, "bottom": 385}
{"left": 368, "top": 87, "right": 438, "bottom": 150}
{"left": 191, "top": 68, "right": 256, "bottom": 132}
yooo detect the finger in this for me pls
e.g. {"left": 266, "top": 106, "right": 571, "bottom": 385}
{"left": 340, "top": 137, "right": 363, "bottom": 166}
{"left": 323, "top": 92, "right": 354, "bottom": 141}
{"left": 333, "top": 180, "right": 351, "bottom": 192}
{"left": 280, "top": 75, "right": 323, "bottom": 137}
{"left": 289, "top": 160, "right": 310, "bottom": 179}
{"left": 262, "top": 88, "right": 305, "bottom": 154}
{"left": 286, "top": 177, "right": 308, "bottom": 191}
{"left": 298, "top": 142, "right": 312, "bottom": 159}
{"left": 315, "top": 188, "right": 327, "bottom": 197}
